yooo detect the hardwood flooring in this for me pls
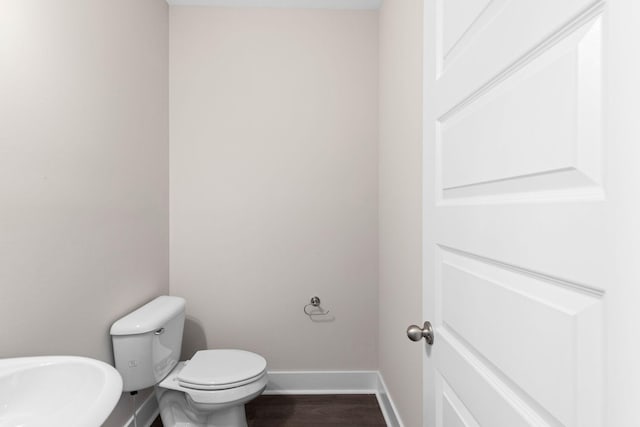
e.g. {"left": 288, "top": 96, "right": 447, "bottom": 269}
{"left": 150, "top": 394, "right": 387, "bottom": 426}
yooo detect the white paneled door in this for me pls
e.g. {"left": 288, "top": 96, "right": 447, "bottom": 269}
{"left": 422, "top": 1, "right": 640, "bottom": 426}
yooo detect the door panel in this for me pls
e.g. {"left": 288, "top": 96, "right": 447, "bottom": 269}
{"left": 438, "top": 247, "right": 602, "bottom": 426}
{"left": 442, "top": 387, "right": 479, "bottom": 427}
{"left": 438, "top": 337, "right": 550, "bottom": 427}
{"left": 441, "top": 0, "right": 491, "bottom": 59}
{"left": 439, "top": 16, "right": 602, "bottom": 199}
{"left": 436, "top": 0, "right": 600, "bottom": 110}
{"left": 422, "top": 1, "right": 623, "bottom": 426}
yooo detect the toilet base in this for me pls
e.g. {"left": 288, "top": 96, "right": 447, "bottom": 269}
{"left": 204, "top": 405, "right": 247, "bottom": 426}
{"left": 156, "top": 388, "right": 254, "bottom": 427}
{"left": 154, "top": 360, "right": 267, "bottom": 427}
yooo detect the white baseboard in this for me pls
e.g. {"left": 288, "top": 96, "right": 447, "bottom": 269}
{"left": 124, "top": 371, "right": 403, "bottom": 427}
{"left": 123, "top": 392, "right": 159, "bottom": 427}
{"left": 265, "top": 370, "right": 404, "bottom": 427}
{"left": 375, "top": 373, "right": 404, "bottom": 427}
{"left": 264, "top": 370, "right": 379, "bottom": 394}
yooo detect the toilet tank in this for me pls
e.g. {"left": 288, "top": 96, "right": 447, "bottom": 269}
{"left": 110, "top": 296, "right": 186, "bottom": 392}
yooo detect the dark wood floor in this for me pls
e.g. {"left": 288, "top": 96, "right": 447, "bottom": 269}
{"left": 151, "top": 394, "right": 387, "bottom": 426}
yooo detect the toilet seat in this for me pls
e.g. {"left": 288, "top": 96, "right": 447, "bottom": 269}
{"left": 177, "top": 349, "right": 267, "bottom": 391}
{"left": 158, "top": 361, "right": 269, "bottom": 405}
{"left": 179, "top": 370, "right": 266, "bottom": 391}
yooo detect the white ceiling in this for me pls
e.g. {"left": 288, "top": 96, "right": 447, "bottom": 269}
{"left": 166, "top": 0, "right": 382, "bottom": 9}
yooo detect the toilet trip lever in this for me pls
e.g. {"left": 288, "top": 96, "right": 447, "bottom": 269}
{"left": 303, "top": 296, "right": 330, "bottom": 319}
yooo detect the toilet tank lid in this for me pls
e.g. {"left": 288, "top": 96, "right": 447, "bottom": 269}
{"left": 110, "top": 296, "right": 186, "bottom": 336}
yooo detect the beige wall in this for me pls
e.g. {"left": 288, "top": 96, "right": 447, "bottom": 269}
{"left": 170, "top": 7, "right": 379, "bottom": 370}
{"left": 0, "top": 1, "right": 425, "bottom": 424}
{"left": 0, "top": 0, "right": 169, "bottom": 425}
{"left": 378, "top": 0, "right": 424, "bottom": 426}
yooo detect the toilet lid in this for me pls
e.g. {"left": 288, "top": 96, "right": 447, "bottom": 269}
{"left": 177, "top": 349, "right": 267, "bottom": 390}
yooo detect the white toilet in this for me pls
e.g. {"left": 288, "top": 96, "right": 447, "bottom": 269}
{"left": 110, "top": 296, "right": 267, "bottom": 427}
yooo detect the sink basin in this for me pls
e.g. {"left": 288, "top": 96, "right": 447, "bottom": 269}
{"left": 0, "top": 356, "right": 123, "bottom": 427}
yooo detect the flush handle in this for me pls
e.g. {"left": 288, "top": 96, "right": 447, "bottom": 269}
{"left": 154, "top": 328, "right": 165, "bottom": 335}
{"left": 406, "top": 321, "right": 434, "bottom": 345}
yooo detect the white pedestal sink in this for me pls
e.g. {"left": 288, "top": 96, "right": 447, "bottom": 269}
{"left": 0, "top": 356, "right": 123, "bottom": 427}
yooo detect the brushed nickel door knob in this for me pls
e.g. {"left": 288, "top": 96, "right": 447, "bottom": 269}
{"left": 407, "top": 321, "right": 434, "bottom": 345}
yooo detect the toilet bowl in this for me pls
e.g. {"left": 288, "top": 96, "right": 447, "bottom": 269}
{"left": 111, "top": 296, "right": 267, "bottom": 427}
{"left": 157, "top": 349, "right": 268, "bottom": 426}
